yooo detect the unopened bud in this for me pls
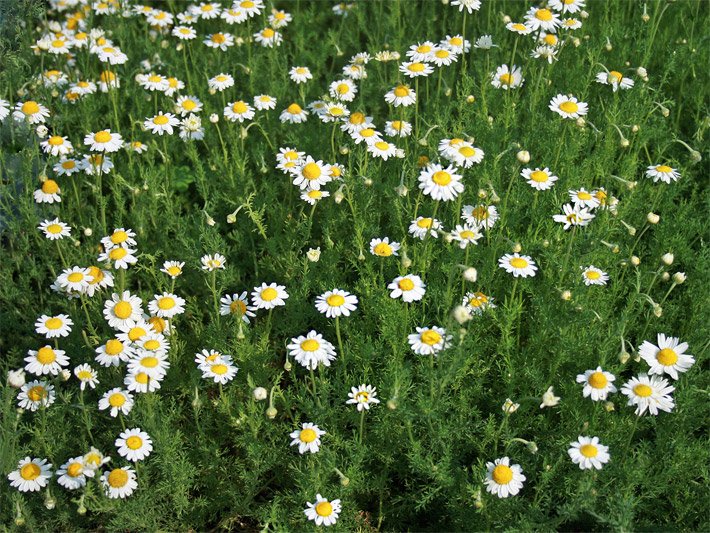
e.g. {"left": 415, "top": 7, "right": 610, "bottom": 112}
{"left": 661, "top": 272, "right": 670, "bottom": 282}
{"left": 306, "top": 247, "right": 321, "bottom": 262}
{"left": 339, "top": 146, "right": 349, "bottom": 155}
{"left": 333, "top": 190, "right": 344, "bottom": 204}
{"left": 7, "top": 369, "right": 26, "bottom": 388}
{"left": 647, "top": 212, "right": 660, "bottom": 224}
{"left": 561, "top": 290, "right": 572, "bottom": 301}
{"left": 253, "top": 387, "right": 267, "bottom": 401}
{"left": 386, "top": 399, "right": 397, "bottom": 410}
{"left": 526, "top": 441, "right": 538, "bottom": 454}
{"left": 477, "top": 188, "right": 487, "bottom": 199}
{"left": 466, "top": 95, "right": 475, "bottom": 104}
{"left": 631, "top": 124, "right": 640, "bottom": 133}
{"left": 516, "top": 150, "right": 530, "bottom": 164}
{"left": 60, "top": 369, "right": 71, "bottom": 381}
{"left": 401, "top": 253, "right": 412, "bottom": 269}
{"left": 463, "top": 267, "right": 477, "bottom": 282}
{"left": 576, "top": 117, "right": 586, "bottom": 128}
{"left": 266, "top": 406, "right": 277, "bottom": 419}
{"left": 604, "top": 401, "right": 615, "bottom": 412}
{"left": 619, "top": 351, "right": 630, "bottom": 364}
{"left": 284, "top": 360, "right": 292, "bottom": 372}
{"left": 653, "top": 305, "right": 663, "bottom": 317}
{"left": 209, "top": 113, "right": 219, "bottom": 123}
{"left": 83, "top": 227, "right": 92, "bottom": 237}
{"left": 453, "top": 305, "right": 472, "bottom": 325}
{"left": 512, "top": 242, "right": 522, "bottom": 253}
{"left": 363, "top": 177, "right": 373, "bottom": 187}
{"left": 661, "top": 253, "right": 674, "bottom": 266}
{"left": 44, "top": 494, "right": 56, "bottom": 510}
{"left": 672, "top": 272, "right": 686, "bottom": 284}
{"left": 395, "top": 184, "right": 408, "bottom": 197}
{"left": 631, "top": 256, "right": 640, "bottom": 266}
{"left": 620, "top": 138, "right": 629, "bottom": 148}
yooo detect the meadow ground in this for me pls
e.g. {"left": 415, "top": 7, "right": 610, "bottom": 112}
{"left": 0, "top": 0, "right": 708, "bottom": 530}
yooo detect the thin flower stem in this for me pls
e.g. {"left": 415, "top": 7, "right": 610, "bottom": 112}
{"left": 335, "top": 316, "right": 345, "bottom": 364}
{"left": 358, "top": 409, "right": 366, "bottom": 444}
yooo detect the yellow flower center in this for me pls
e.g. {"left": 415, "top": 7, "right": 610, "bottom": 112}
{"left": 94, "top": 130, "right": 112, "bottom": 143}
{"left": 586, "top": 270, "right": 601, "bottom": 280}
{"left": 577, "top": 191, "right": 592, "bottom": 200}
{"left": 432, "top": 171, "right": 452, "bottom": 186}
{"left": 109, "top": 247, "right": 128, "bottom": 260}
{"left": 126, "top": 436, "right": 143, "bottom": 450}
{"left": 153, "top": 115, "right": 169, "bottom": 125}
{"left": 36, "top": 346, "right": 56, "bottom": 364}
{"left": 498, "top": 73, "right": 514, "bottom": 86}
{"left": 135, "top": 372, "right": 150, "bottom": 384}
{"left": 45, "top": 317, "right": 63, "bottom": 330}
{"left": 349, "top": 112, "right": 365, "bottom": 125}
{"left": 315, "top": 501, "right": 333, "bottom": 517}
{"left": 167, "top": 266, "right": 182, "bottom": 276}
{"left": 421, "top": 329, "right": 442, "bottom": 346}
{"left": 580, "top": 444, "right": 598, "bottom": 458}
{"left": 77, "top": 370, "right": 93, "bottom": 380}
{"left": 241, "top": 0, "right": 254, "bottom": 7}
{"left": 656, "top": 348, "right": 678, "bottom": 366}
{"left": 450, "top": 37, "right": 463, "bottom": 46}
{"left": 536, "top": 8, "right": 553, "bottom": 21}
{"left": 42, "top": 179, "right": 59, "bottom": 194}
{"left": 211, "top": 33, "right": 227, "bottom": 44}
{"left": 232, "top": 101, "right": 248, "bottom": 114}
{"left": 114, "top": 301, "right": 132, "bottom": 319}
{"left": 48, "top": 136, "right": 65, "bottom": 147}
{"left": 128, "top": 327, "right": 146, "bottom": 342}
{"left": 559, "top": 101, "right": 579, "bottom": 114}
{"left": 301, "top": 339, "right": 320, "bottom": 352}
{"left": 67, "top": 462, "right": 84, "bottom": 477}
{"left": 68, "top": 272, "right": 85, "bottom": 283}
{"left": 287, "top": 103, "right": 302, "bottom": 114}
{"left": 141, "top": 356, "right": 159, "bottom": 368}
{"left": 20, "top": 463, "right": 41, "bottom": 480}
{"left": 435, "top": 49, "right": 449, "bottom": 59}
{"left": 393, "top": 85, "right": 410, "bottom": 97}
{"left": 107, "top": 468, "right": 128, "bottom": 488}
{"left": 144, "top": 339, "right": 160, "bottom": 351}
{"left": 182, "top": 99, "right": 196, "bottom": 110}
{"left": 61, "top": 160, "right": 76, "bottom": 169}
{"left": 417, "top": 217, "right": 433, "bottom": 228}
{"left": 230, "top": 300, "right": 247, "bottom": 314}
{"left": 375, "top": 141, "right": 390, "bottom": 151}
{"left": 100, "top": 70, "right": 116, "bottom": 82}
{"left": 211, "top": 364, "right": 228, "bottom": 375}
{"left": 543, "top": 34, "right": 558, "bottom": 46}
{"left": 512, "top": 23, "right": 527, "bottom": 31}
{"left": 302, "top": 162, "right": 322, "bottom": 180}
{"left": 22, "top": 101, "right": 40, "bottom": 115}
{"left": 408, "top": 62, "right": 425, "bottom": 72}
{"left": 398, "top": 278, "right": 415, "bottom": 291}
{"left": 655, "top": 165, "right": 672, "bottom": 173}
{"left": 108, "top": 393, "right": 126, "bottom": 407}
{"left": 460, "top": 230, "right": 476, "bottom": 239}
{"left": 510, "top": 257, "right": 528, "bottom": 269}
{"left": 299, "top": 428, "right": 317, "bottom": 443}
{"left": 373, "top": 243, "right": 393, "bottom": 256}
{"left": 307, "top": 190, "right": 323, "bottom": 199}
{"left": 326, "top": 294, "right": 346, "bottom": 307}
{"left": 360, "top": 128, "right": 375, "bottom": 138}
{"left": 588, "top": 371, "right": 608, "bottom": 389}
{"left": 329, "top": 106, "right": 344, "bottom": 116}
{"left": 609, "top": 71, "right": 623, "bottom": 82}
{"left": 459, "top": 146, "right": 476, "bottom": 157}
{"left": 492, "top": 464, "right": 513, "bottom": 484}
{"left": 472, "top": 207, "right": 488, "bottom": 220}
{"left": 28, "top": 385, "right": 46, "bottom": 402}
{"left": 530, "top": 170, "right": 548, "bottom": 182}
{"left": 356, "top": 391, "right": 370, "bottom": 402}
{"left": 336, "top": 83, "right": 349, "bottom": 94}
{"left": 261, "top": 287, "right": 278, "bottom": 301}
{"left": 262, "top": 28, "right": 275, "bottom": 38}
{"left": 149, "top": 317, "right": 166, "bottom": 333}
{"left": 158, "top": 297, "right": 175, "bottom": 310}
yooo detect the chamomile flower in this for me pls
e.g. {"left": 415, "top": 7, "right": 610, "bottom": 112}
{"left": 329, "top": 79, "right": 357, "bottom": 102}
{"left": 408, "top": 216, "right": 442, "bottom": 239}
{"left": 224, "top": 101, "right": 255, "bottom": 122}
{"left": 406, "top": 41, "right": 435, "bottom": 62}
{"left": 463, "top": 291, "right": 496, "bottom": 315}
{"left": 8, "top": 457, "right": 53, "bottom": 492}
{"left": 54, "top": 158, "right": 81, "bottom": 176}
{"left": 290, "top": 423, "right": 325, "bottom": 454}
{"left": 25, "top": 346, "right": 69, "bottom": 376}
{"left": 174, "top": 95, "right": 203, "bottom": 116}
{"left": 569, "top": 188, "right": 600, "bottom": 209}
{"left": 418, "top": 163, "right": 464, "bottom": 201}
{"left": 346, "top": 384, "right": 380, "bottom": 411}
{"left": 40, "top": 135, "right": 73, "bottom": 156}
{"left": 408, "top": 326, "right": 452, "bottom": 356}
{"left": 201, "top": 360, "right": 238, "bottom": 384}
{"left": 35, "top": 313, "right": 73, "bottom": 338}
{"left": 491, "top": 64, "right": 524, "bottom": 89}
{"left": 506, "top": 21, "right": 534, "bottom": 35}
{"left": 280, "top": 102, "right": 309, "bottom": 123}
{"left": 621, "top": 374, "right": 675, "bottom": 416}
{"left": 83, "top": 153, "right": 114, "bottom": 175}
{"left": 125, "top": 371, "right": 161, "bottom": 393}
{"left": 388, "top": 275, "right": 426, "bottom": 303}
{"left": 524, "top": 6, "right": 561, "bottom": 32}
{"left": 103, "top": 291, "right": 144, "bottom": 329}
{"left": 576, "top": 367, "right": 617, "bottom": 401}
{"left": 368, "top": 140, "right": 397, "bottom": 160}
{"left": 98, "top": 388, "right": 134, "bottom": 417}
{"left": 18, "top": 380, "right": 56, "bottom": 411}
{"left": 646, "top": 164, "right": 680, "bottom": 184}
{"left": 127, "top": 350, "right": 170, "bottom": 379}
{"left": 83, "top": 447, "right": 111, "bottom": 471}
{"left": 57, "top": 457, "right": 94, "bottom": 490}
{"left": 201, "top": 253, "right": 226, "bottom": 271}
{"left": 148, "top": 292, "right": 185, "bottom": 319}
{"left": 484, "top": 457, "right": 526, "bottom": 498}
{"left": 533, "top": 46, "right": 559, "bottom": 64}
{"left": 254, "top": 27, "right": 282, "bottom": 47}
{"left": 638, "top": 334, "right": 695, "bottom": 380}
{"left": 269, "top": 9, "right": 292, "bottom": 28}
{"left": 441, "top": 34, "right": 470, "bottom": 53}
{"left": 84, "top": 129, "right": 123, "bottom": 152}
{"left": 568, "top": 436, "right": 610, "bottom": 470}
{"left": 84, "top": 266, "right": 113, "bottom": 297}
{"left": 102, "top": 466, "right": 137, "bottom": 498}
{"left": 99, "top": 246, "right": 138, "bottom": 270}
{"left": 369, "top": 237, "right": 400, "bottom": 257}
{"left": 447, "top": 142, "right": 484, "bottom": 168}
{"left": 57, "top": 266, "right": 94, "bottom": 293}
{"left": 144, "top": 112, "right": 179, "bottom": 135}
{"left": 172, "top": 25, "right": 197, "bottom": 40}
{"left": 451, "top": 0, "right": 482, "bottom": 13}
{"left": 289, "top": 66, "right": 313, "bottom": 84}
{"left": 161, "top": 260, "right": 185, "bottom": 279}
{"left": 116, "top": 428, "right": 153, "bottom": 462}
{"left": 74, "top": 364, "right": 99, "bottom": 390}
{"left": 562, "top": 17, "right": 582, "bottom": 29}
{"left": 553, "top": 203, "right": 595, "bottom": 230}
{"left": 292, "top": 157, "right": 332, "bottom": 190}
{"left": 220, "top": 292, "right": 256, "bottom": 323}
{"left": 351, "top": 127, "right": 382, "bottom": 145}
{"left": 136, "top": 332, "right": 170, "bottom": 357}
{"left": 287, "top": 331, "right": 337, "bottom": 370}
{"left": 549, "top": 94, "right": 588, "bottom": 119}
{"left": 194, "top": 349, "right": 232, "bottom": 369}
{"left": 301, "top": 188, "right": 330, "bottom": 205}
{"left": 451, "top": 224, "right": 483, "bottom": 248}
{"left": 208, "top": 73, "right": 234, "bottom": 92}
{"left": 521, "top": 167, "right": 558, "bottom": 191}
{"left": 581, "top": 266, "right": 609, "bottom": 286}
{"left": 463, "top": 204, "right": 498, "bottom": 230}
{"left": 430, "top": 47, "right": 458, "bottom": 67}
{"left": 13, "top": 100, "right": 50, "bottom": 124}
{"left": 595, "top": 70, "right": 634, "bottom": 91}
{"left": 321, "top": 102, "right": 350, "bottom": 123}
{"left": 384, "top": 84, "right": 417, "bottom": 107}
{"left": 399, "top": 61, "right": 434, "bottom": 78}
{"left": 204, "top": 32, "right": 234, "bottom": 50}
{"left": 549, "top": 0, "right": 586, "bottom": 14}
{"left": 315, "top": 289, "right": 359, "bottom": 318}
{"left": 498, "top": 253, "right": 538, "bottom": 278}
{"left": 34, "top": 178, "right": 62, "bottom": 203}
{"left": 384, "top": 120, "right": 412, "bottom": 138}
{"left": 304, "top": 494, "right": 341, "bottom": 527}
{"left": 192, "top": 1, "right": 222, "bottom": 18}
{"left": 235, "top": 0, "right": 264, "bottom": 18}
{"left": 251, "top": 282, "right": 289, "bottom": 310}
{"left": 254, "top": 94, "right": 277, "bottom": 111}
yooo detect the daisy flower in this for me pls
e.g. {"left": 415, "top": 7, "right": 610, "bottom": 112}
{"left": 127, "top": 351, "right": 170, "bottom": 380}
{"left": 34, "top": 178, "right": 61, "bottom": 203}
{"left": 462, "top": 204, "right": 498, "bottom": 229}
{"left": 451, "top": 224, "right": 482, "bottom": 249}
{"left": 329, "top": 79, "right": 357, "bottom": 102}
{"left": 201, "top": 359, "right": 239, "bottom": 384}
{"left": 161, "top": 260, "right": 185, "bottom": 279}
{"left": 224, "top": 101, "right": 255, "bottom": 123}
{"left": 38, "top": 218, "right": 71, "bottom": 240}
{"left": 418, "top": 163, "right": 464, "bottom": 201}
{"left": 269, "top": 9, "right": 292, "bottom": 28}
{"left": 288, "top": 331, "right": 337, "bottom": 370}
{"left": 576, "top": 367, "right": 617, "bottom": 401}
{"left": 549, "top": 94, "right": 588, "bottom": 119}
{"left": 192, "top": 1, "right": 222, "bottom": 18}
{"left": 83, "top": 447, "right": 111, "bottom": 471}
{"left": 484, "top": 457, "right": 526, "bottom": 498}
{"left": 289, "top": 423, "right": 325, "bottom": 454}
{"left": 175, "top": 95, "right": 203, "bottom": 116}
{"left": 638, "top": 334, "right": 695, "bottom": 380}
{"left": 172, "top": 25, "right": 197, "bottom": 40}
{"left": 463, "top": 291, "right": 496, "bottom": 315}
{"left": 384, "top": 84, "right": 417, "bottom": 107}
{"left": 491, "top": 64, "right": 524, "bottom": 89}
{"left": 351, "top": 127, "right": 382, "bottom": 145}
{"left": 254, "top": 94, "right": 277, "bottom": 111}
{"left": 102, "top": 466, "right": 137, "bottom": 499}
{"left": 315, "top": 289, "right": 358, "bottom": 318}
{"left": 204, "top": 32, "right": 234, "bottom": 50}
{"left": 96, "top": 337, "right": 136, "bottom": 369}
{"left": 304, "top": 494, "right": 342, "bottom": 527}
{"left": 195, "top": 349, "right": 232, "bottom": 369}
{"left": 136, "top": 332, "right": 170, "bottom": 357}
{"left": 569, "top": 188, "right": 600, "bottom": 209}
{"left": 553, "top": 203, "right": 595, "bottom": 230}
{"left": 346, "top": 384, "right": 381, "bottom": 411}
{"left": 388, "top": 275, "right": 426, "bottom": 303}
{"left": 116, "top": 428, "right": 153, "bottom": 462}
{"left": 446, "top": 142, "right": 484, "bottom": 168}
{"left": 646, "top": 164, "right": 680, "bottom": 184}
{"left": 74, "top": 364, "right": 99, "bottom": 390}
{"left": 24, "top": 346, "right": 69, "bottom": 376}
{"left": 0, "top": 98, "right": 10, "bottom": 121}
{"left": 98, "top": 388, "right": 134, "bottom": 417}
{"left": 100, "top": 245, "right": 139, "bottom": 270}
{"left": 208, "top": 73, "right": 234, "bottom": 92}
{"left": 17, "top": 380, "right": 56, "bottom": 411}
{"left": 451, "top": 0, "right": 482, "bottom": 13}
{"left": 280, "top": 102, "right": 309, "bottom": 124}
{"left": 292, "top": 157, "right": 332, "bottom": 190}
{"left": 595, "top": 70, "right": 634, "bottom": 91}
{"left": 532, "top": 45, "right": 559, "bottom": 64}
{"left": 253, "top": 27, "right": 282, "bottom": 47}
{"left": 301, "top": 188, "right": 330, "bottom": 205}
{"left": 144, "top": 112, "right": 180, "bottom": 135}
{"left": 370, "top": 237, "right": 400, "bottom": 257}
{"left": 125, "top": 371, "right": 162, "bottom": 394}
{"left": 35, "top": 313, "right": 73, "bottom": 338}
{"left": 251, "top": 282, "right": 289, "bottom": 310}
{"left": 430, "top": 47, "right": 458, "bottom": 67}
{"left": 40, "top": 135, "right": 73, "bottom": 156}
{"left": 581, "top": 266, "right": 609, "bottom": 286}
{"left": 54, "top": 158, "right": 81, "bottom": 176}
{"left": 408, "top": 326, "right": 452, "bottom": 356}
{"left": 562, "top": 17, "right": 583, "bottom": 29}
{"left": 441, "top": 34, "right": 471, "bottom": 53}
{"left": 148, "top": 292, "right": 186, "bottom": 318}
{"left": 201, "top": 253, "right": 226, "bottom": 271}
{"left": 399, "top": 61, "right": 434, "bottom": 78}
{"left": 83, "top": 154, "right": 114, "bottom": 175}
{"left": 235, "top": 0, "right": 264, "bottom": 18}
{"left": 507, "top": 22, "right": 534, "bottom": 35}
{"left": 12, "top": 100, "right": 50, "bottom": 124}
{"left": 406, "top": 41, "right": 435, "bottom": 62}
{"left": 104, "top": 291, "right": 143, "bottom": 328}
{"left": 84, "top": 129, "right": 123, "bottom": 152}
{"left": 116, "top": 319, "right": 154, "bottom": 345}
{"left": 621, "top": 374, "right": 675, "bottom": 416}
{"left": 549, "top": 0, "right": 585, "bottom": 12}
{"left": 56, "top": 266, "right": 94, "bottom": 293}
{"left": 384, "top": 120, "right": 412, "bottom": 138}
{"left": 289, "top": 66, "right": 313, "bottom": 84}
{"left": 524, "top": 6, "right": 561, "bottom": 32}
{"left": 568, "top": 436, "right": 610, "bottom": 470}
{"left": 8, "top": 457, "right": 53, "bottom": 492}
{"left": 498, "top": 253, "right": 538, "bottom": 278}
{"left": 57, "top": 457, "right": 94, "bottom": 490}
{"left": 521, "top": 167, "right": 558, "bottom": 191}
{"left": 408, "top": 216, "right": 442, "bottom": 239}
{"left": 368, "top": 140, "right": 397, "bottom": 160}
{"left": 220, "top": 292, "right": 256, "bottom": 323}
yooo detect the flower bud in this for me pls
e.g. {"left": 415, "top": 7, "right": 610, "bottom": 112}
{"left": 60, "top": 369, "right": 71, "bottom": 381}
{"left": 209, "top": 113, "right": 219, "bottom": 123}
{"left": 386, "top": 399, "right": 397, "bottom": 410}
{"left": 516, "top": 150, "right": 530, "bottom": 164}
{"left": 253, "top": 387, "right": 268, "bottom": 401}
{"left": 661, "top": 253, "right": 674, "bottom": 265}
{"left": 672, "top": 272, "right": 686, "bottom": 284}
{"left": 453, "top": 305, "right": 472, "bottom": 325}
{"left": 502, "top": 398, "right": 519, "bottom": 414}
{"left": 661, "top": 272, "right": 670, "bottom": 282}
{"left": 206, "top": 216, "right": 215, "bottom": 227}
{"left": 363, "top": 177, "right": 373, "bottom": 187}
{"left": 339, "top": 146, "right": 349, "bottom": 155}
{"left": 512, "top": 242, "right": 522, "bottom": 253}
{"left": 540, "top": 386, "right": 560, "bottom": 408}
{"left": 502, "top": 15, "right": 511, "bottom": 23}
{"left": 542, "top": 239, "right": 550, "bottom": 248}
{"left": 647, "top": 212, "right": 660, "bottom": 224}
{"left": 620, "top": 138, "right": 629, "bottom": 148}
{"left": 661, "top": 106, "right": 670, "bottom": 118}
{"left": 306, "top": 247, "right": 321, "bottom": 262}
{"left": 576, "top": 117, "right": 586, "bottom": 128}
{"left": 401, "top": 253, "right": 412, "bottom": 269}
{"left": 561, "top": 290, "right": 572, "bottom": 301}
{"left": 395, "top": 184, "right": 408, "bottom": 197}
{"left": 653, "top": 305, "right": 663, "bottom": 317}
{"left": 604, "top": 401, "right": 615, "bottom": 412}
{"left": 44, "top": 494, "right": 56, "bottom": 510}
{"left": 445, "top": 88, "right": 452, "bottom": 97}
{"left": 7, "top": 369, "right": 26, "bottom": 388}
{"left": 526, "top": 441, "right": 539, "bottom": 454}
{"left": 477, "top": 188, "right": 487, "bottom": 199}
{"left": 631, "top": 256, "right": 640, "bottom": 266}
{"left": 463, "top": 267, "right": 477, "bottom": 282}
{"left": 36, "top": 125, "right": 49, "bottom": 137}
{"left": 631, "top": 124, "right": 640, "bottom": 133}
{"left": 284, "top": 360, "right": 292, "bottom": 372}
{"left": 266, "top": 406, "right": 278, "bottom": 419}
{"left": 690, "top": 150, "right": 702, "bottom": 164}
{"left": 466, "top": 95, "right": 475, "bottom": 104}
{"left": 83, "top": 227, "right": 93, "bottom": 237}
{"left": 333, "top": 190, "right": 344, "bottom": 204}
